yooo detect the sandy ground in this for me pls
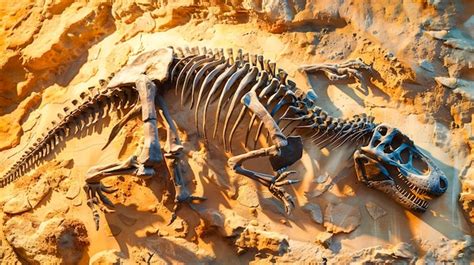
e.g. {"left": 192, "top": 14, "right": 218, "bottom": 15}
{"left": 0, "top": 0, "right": 472, "bottom": 264}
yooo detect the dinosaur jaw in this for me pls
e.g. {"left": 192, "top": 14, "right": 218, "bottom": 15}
{"left": 353, "top": 124, "right": 448, "bottom": 212}
{"left": 354, "top": 150, "right": 430, "bottom": 212}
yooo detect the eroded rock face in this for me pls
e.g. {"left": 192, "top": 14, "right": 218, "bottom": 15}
{"left": 333, "top": 242, "right": 416, "bottom": 264}
{"left": 3, "top": 217, "right": 89, "bottom": 264}
{"left": 3, "top": 177, "right": 50, "bottom": 214}
{"left": 235, "top": 226, "right": 289, "bottom": 255}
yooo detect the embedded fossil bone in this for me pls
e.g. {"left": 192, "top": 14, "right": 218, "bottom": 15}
{"left": 0, "top": 47, "right": 448, "bottom": 232}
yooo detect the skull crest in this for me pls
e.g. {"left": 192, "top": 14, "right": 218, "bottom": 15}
{"left": 354, "top": 124, "right": 448, "bottom": 211}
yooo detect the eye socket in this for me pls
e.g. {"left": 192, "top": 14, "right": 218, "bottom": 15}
{"left": 378, "top": 126, "right": 387, "bottom": 135}
{"left": 357, "top": 157, "right": 369, "bottom": 164}
{"left": 390, "top": 133, "right": 404, "bottom": 150}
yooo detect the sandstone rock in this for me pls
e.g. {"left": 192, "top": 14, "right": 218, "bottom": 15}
{"left": 460, "top": 178, "right": 474, "bottom": 223}
{"left": 315, "top": 231, "right": 333, "bottom": 248}
{"left": 365, "top": 201, "right": 387, "bottom": 220}
{"left": 303, "top": 202, "right": 323, "bottom": 224}
{"left": 171, "top": 217, "right": 189, "bottom": 238}
{"left": 65, "top": 183, "right": 81, "bottom": 199}
{"left": 90, "top": 249, "right": 125, "bottom": 265}
{"left": 199, "top": 208, "right": 225, "bottom": 228}
{"left": 27, "top": 177, "right": 50, "bottom": 207}
{"left": 235, "top": 225, "right": 289, "bottom": 255}
{"left": 324, "top": 203, "right": 361, "bottom": 234}
{"left": 419, "top": 59, "right": 435, "bottom": 73}
{"left": 276, "top": 239, "right": 334, "bottom": 264}
{"left": 3, "top": 177, "right": 51, "bottom": 214}
{"left": 220, "top": 209, "right": 248, "bottom": 237}
{"left": 0, "top": 92, "right": 41, "bottom": 151}
{"left": 3, "top": 194, "right": 31, "bottom": 214}
{"left": 421, "top": 236, "right": 473, "bottom": 262}
{"left": 4, "top": 217, "right": 89, "bottom": 264}
{"left": 237, "top": 184, "right": 260, "bottom": 208}
{"left": 332, "top": 242, "right": 416, "bottom": 263}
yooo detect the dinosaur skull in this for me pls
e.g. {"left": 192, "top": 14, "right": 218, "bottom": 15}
{"left": 354, "top": 124, "right": 447, "bottom": 211}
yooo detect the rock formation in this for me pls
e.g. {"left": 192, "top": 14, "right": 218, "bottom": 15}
{"left": 0, "top": 0, "right": 472, "bottom": 263}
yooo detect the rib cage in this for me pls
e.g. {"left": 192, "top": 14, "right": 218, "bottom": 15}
{"left": 170, "top": 46, "right": 377, "bottom": 152}
{"left": 0, "top": 45, "right": 376, "bottom": 188}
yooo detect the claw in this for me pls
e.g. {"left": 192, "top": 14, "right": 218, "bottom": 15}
{"left": 275, "top": 170, "right": 297, "bottom": 182}
{"left": 275, "top": 178, "right": 301, "bottom": 187}
{"left": 84, "top": 182, "right": 118, "bottom": 230}
{"left": 98, "top": 191, "right": 115, "bottom": 208}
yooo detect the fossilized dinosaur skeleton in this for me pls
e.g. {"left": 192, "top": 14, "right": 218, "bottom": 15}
{"left": 1, "top": 47, "right": 448, "bottom": 229}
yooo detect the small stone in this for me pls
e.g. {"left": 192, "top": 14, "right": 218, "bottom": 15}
{"left": 171, "top": 218, "right": 189, "bottom": 238}
{"left": 250, "top": 220, "right": 259, "bottom": 226}
{"left": 315, "top": 232, "right": 333, "bottom": 248}
{"left": 303, "top": 203, "right": 323, "bottom": 224}
{"left": 237, "top": 185, "right": 260, "bottom": 208}
{"left": 159, "top": 230, "right": 169, "bottom": 237}
{"left": 435, "top": 77, "right": 458, "bottom": 89}
{"left": 249, "top": 208, "right": 257, "bottom": 216}
{"left": 27, "top": 178, "right": 51, "bottom": 208}
{"left": 3, "top": 195, "right": 31, "bottom": 214}
{"left": 279, "top": 219, "right": 288, "bottom": 225}
{"left": 107, "top": 224, "right": 122, "bottom": 237}
{"left": 65, "top": 184, "right": 80, "bottom": 200}
{"left": 235, "top": 226, "right": 289, "bottom": 255}
{"left": 220, "top": 209, "right": 249, "bottom": 237}
{"left": 118, "top": 213, "right": 137, "bottom": 226}
{"left": 419, "top": 60, "right": 435, "bottom": 73}
{"left": 365, "top": 202, "right": 387, "bottom": 220}
{"left": 324, "top": 202, "right": 361, "bottom": 234}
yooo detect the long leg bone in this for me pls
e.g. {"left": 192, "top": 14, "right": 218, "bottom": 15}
{"left": 84, "top": 75, "right": 163, "bottom": 230}
{"left": 228, "top": 90, "right": 302, "bottom": 214}
{"left": 156, "top": 95, "right": 206, "bottom": 224}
